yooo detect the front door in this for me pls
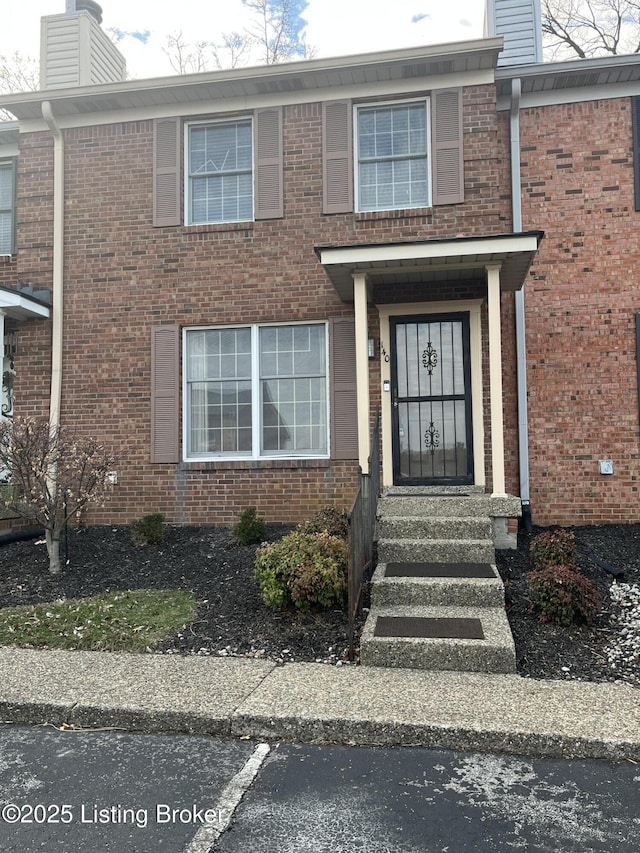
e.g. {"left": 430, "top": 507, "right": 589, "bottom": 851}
{"left": 390, "top": 313, "right": 473, "bottom": 485}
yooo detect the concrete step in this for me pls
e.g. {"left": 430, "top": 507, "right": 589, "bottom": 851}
{"left": 377, "top": 538, "right": 495, "bottom": 565}
{"left": 384, "top": 485, "right": 487, "bottom": 495}
{"left": 378, "top": 495, "right": 494, "bottom": 519}
{"left": 360, "top": 605, "right": 516, "bottom": 674}
{"left": 377, "top": 515, "right": 492, "bottom": 541}
{"left": 370, "top": 562, "right": 505, "bottom": 608}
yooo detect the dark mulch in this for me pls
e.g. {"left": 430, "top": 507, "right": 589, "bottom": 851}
{"left": 0, "top": 522, "right": 638, "bottom": 682}
{"left": 0, "top": 525, "right": 352, "bottom": 665}
{"left": 496, "top": 524, "right": 640, "bottom": 684}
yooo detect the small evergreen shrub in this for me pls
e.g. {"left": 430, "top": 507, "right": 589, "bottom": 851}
{"left": 233, "top": 506, "right": 266, "bottom": 545}
{"left": 529, "top": 529, "right": 576, "bottom": 570}
{"left": 528, "top": 563, "right": 600, "bottom": 626}
{"left": 254, "top": 530, "right": 348, "bottom": 611}
{"left": 130, "top": 513, "right": 165, "bottom": 546}
{"left": 297, "top": 506, "right": 349, "bottom": 540}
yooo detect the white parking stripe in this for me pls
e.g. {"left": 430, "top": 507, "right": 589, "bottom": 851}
{"left": 184, "top": 742, "right": 271, "bottom": 853}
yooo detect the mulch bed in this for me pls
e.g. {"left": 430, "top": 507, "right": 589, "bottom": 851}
{"left": 1, "top": 522, "right": 639, "bottom": 682}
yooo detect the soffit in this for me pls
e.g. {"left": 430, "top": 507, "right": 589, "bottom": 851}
{"left": 316, "top": 232, "right": 544, "bottom": 301}
{"left": 495, "top": 54, "right": 640, "bottom": 106}
{"left": 0, "top": 38, "right": 503, "bottom": 122}
{"left": 0, "top": 286, "right": 51, "bottom": 321}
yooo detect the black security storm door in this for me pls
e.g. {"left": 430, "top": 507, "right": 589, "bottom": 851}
{"left": 390, "top": 313, "right": 473, "bottom": 485}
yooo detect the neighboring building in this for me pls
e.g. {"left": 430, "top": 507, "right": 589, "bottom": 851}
{"left": 1, "top": 0, "right": 639, "bottom": 536}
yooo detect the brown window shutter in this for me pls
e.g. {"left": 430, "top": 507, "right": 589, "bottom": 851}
{"left": 322, "top": 100, "right": 353, "bottom": 214}
{"left": 254, "top": 107, "right": 283, "bottom": 219}
{"left": 151, "top": 325, "right": 180, "bottom": 463}
{"left": 330, "top": 318, "right": 358, "bottom": 460}
{"left": 431, "top": 88, "right": 464, "bottom": 206}
{"left": 153, "top": 118, "right": 181, "bottom": 226}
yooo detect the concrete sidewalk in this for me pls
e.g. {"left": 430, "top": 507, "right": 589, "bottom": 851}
{"left": 0, "top": 647, "right": 638, "bottom": 760}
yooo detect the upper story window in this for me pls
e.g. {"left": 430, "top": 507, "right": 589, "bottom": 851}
{"left": 355, "top": 100, "right": 430, "bottom": 212}
{"left": 322, "top": 89, "right": 462, "bottom": 215}
{"left": 186, "top": 119, "right": 253, "bottom": 224}
{"left": 0, "top": 161, "right": 15, "bottom": 255}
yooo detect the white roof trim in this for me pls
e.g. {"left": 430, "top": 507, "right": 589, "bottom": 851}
{"left": 317, "top": 232, "right": 543, "bottom": 300}
{"left": 319, "top": 234, "right": 540, "bottom": 266}
{"left": 0, "top": 290, "right": 51, "bottom": 320}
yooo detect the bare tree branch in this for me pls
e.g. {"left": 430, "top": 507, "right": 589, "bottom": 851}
{"left": 542, "top": 0, "right": 640, "bottom": 58}
{"left": 0, "top": 52, "right": 39, "bottom": 121}
{"left": 164, "top": 0, "right": 313, "bottom": 73}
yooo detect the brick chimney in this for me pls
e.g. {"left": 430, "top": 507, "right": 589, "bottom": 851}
{"left": 485, "top": 0, "right": 543, "bottom": 66}
{"left": 40, "top": 1, "right": 127, "bottom": 89}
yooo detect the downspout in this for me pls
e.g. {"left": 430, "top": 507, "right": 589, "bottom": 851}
{"left": 42, "top": 101, "right": 65, "bottom": 568}
{"left": 510, "top": 78, "right": 533, "bottom": 531}
{"left": 42, "top": 101, "right": 64, "bottom": 433}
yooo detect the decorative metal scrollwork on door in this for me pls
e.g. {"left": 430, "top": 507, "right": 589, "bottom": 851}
{"left": 2, "top": 336, "right": 16, "bottom": 419}
{"left": 1, "top": 368, "right": 14, "bottom": 418}
{"left": 424, "top": 421, "right": 440, "bottom": 455}
{"left": 422, "top": 342, "right": 438, "bottom": 375}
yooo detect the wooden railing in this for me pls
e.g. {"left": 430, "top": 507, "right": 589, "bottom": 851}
{"left": 347, "top": 410, "right": 380, "bottom": 661}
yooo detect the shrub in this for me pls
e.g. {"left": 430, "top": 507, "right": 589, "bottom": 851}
{"left": 528, "top": 563, "right": 600, "bottom": 626}
{"left": 233, "top": 506, "right": 266, "bottom": 545}
{"left": 297, "top": 506, "right": 349, "bottom": 540}
{"left": 0, "top": 416, "right": 117, "bottom": 574}
{"left": 529, "top": 529, "right": 576, "bottom": 570}
{"left": 254, "top": 530, "right": 348, "bottom": 611}
{"left": 130, "top": 513, "right": 165, "bottom": 546}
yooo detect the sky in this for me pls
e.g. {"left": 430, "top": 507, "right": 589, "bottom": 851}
{"left": 3, "top": 0, "right": 486, "bottom": 82}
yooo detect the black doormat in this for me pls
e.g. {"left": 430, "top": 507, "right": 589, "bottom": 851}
{"left": 385, "top": 493, "right": 469, "bottom": 498}
{"left": 385, "top": 562, "right": 495, "bottom": 579}
{"left": 374, "top": 616, "right": 485, "bottom": 640}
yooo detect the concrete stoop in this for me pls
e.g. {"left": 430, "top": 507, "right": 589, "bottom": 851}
{"left": 360, "top": 605, "right": 516, "bottom": 673}
{"left": 360, "top": 489, "right": 517, "bottom": 675}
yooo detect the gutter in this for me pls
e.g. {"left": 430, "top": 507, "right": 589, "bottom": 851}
{"left": 41, "top": 101, "right": 64, "bottom": 432}
{"left": 510, "top": 78, "right": 533, "bottom": 531}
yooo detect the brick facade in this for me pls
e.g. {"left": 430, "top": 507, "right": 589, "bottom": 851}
{"left": 8, "top": 36, "right": 640, "bottom": 530}
{"left": 520, "top": 98, "right": 640, "bottom": 525}
{"left": 5, "top": 81, "right": 515, "bottom": 526}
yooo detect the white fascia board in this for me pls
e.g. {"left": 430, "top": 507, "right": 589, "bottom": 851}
{"left": 0, "top": 291, "right": 51, "bottom": 319}
{"left": 319, "top": 234, "right": 540, "bottom": 267}
{"left": 16, "top": 70, "right": 495, "bottom": 133}
{"left": 500, "top": 80, "right": 640, "bottom": 110}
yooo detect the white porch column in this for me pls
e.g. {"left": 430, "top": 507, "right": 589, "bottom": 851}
{"left": 487, "top": 264, "right": 506, "bottom": 497}
{"left": 353, "top": 272, "right": 370, "bottom": 473}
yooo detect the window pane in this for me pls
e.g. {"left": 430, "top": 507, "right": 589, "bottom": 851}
{"left": 357, "top": 102, "right": 428, "bottom": 212}
{"left": 0, "top": 164, "right": 13, "bottom": 254}
{"left": 0, "top": 165, "right": 12, "bottom": 209}
{"left": 258, "top": 323, "right": 327, "bottom": 455}
{"left": 261, "top": 378, "right": 327, "bottom": 453}
{"left": 0, "top": 212, "right": 11, "bottom": 254}
{"left": 189, "top": 120, "right": 253, "bottom": 224}
{"left": 187, "top": 324, "right": 327, "bottom": 458}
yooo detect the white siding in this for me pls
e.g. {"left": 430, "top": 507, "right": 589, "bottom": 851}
{"left": 486, "top": 0, "right": 543, "bottom": 66}
{"left": 40, "top": 12, "right": 126, "bottom": 89}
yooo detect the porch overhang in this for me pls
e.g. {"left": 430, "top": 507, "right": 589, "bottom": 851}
{"left": 0, "top": 286, "right": 51, "bottom": 321}
{"left": 316, "top": 231, "right": 543, "bottom": 301}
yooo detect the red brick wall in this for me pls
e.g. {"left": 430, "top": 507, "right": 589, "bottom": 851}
{"left": 12, "top": 84, "right": 513, "bottom": 526}
{"left": 520, "top": 97, "right": 640, "bottom": 525}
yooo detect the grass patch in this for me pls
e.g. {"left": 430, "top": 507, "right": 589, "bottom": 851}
{"left": 0, "top": 589, "right": 197, "bottom": 652}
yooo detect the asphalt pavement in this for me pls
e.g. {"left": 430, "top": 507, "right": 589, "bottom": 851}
{"left": 0, "top": 647, "right": 638, "bottom": 759}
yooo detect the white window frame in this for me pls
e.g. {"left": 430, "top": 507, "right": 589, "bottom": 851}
{"left": 184, "top": 117, "right": 254, "bottom": 225}
{"left": 183, "top": 321, "right": 330, "bottom": 461}
{"left": 354, "top": 98, "right": 431, "bottom": 213}
{"left": 0, "top": 160, "right": 15, "bottom": 257}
